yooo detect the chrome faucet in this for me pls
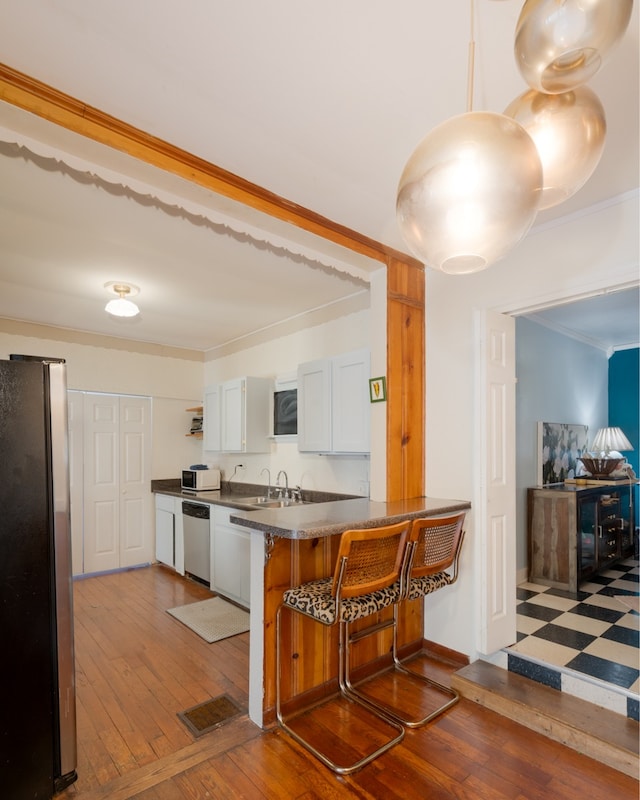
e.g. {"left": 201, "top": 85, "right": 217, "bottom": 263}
{"left": 276, "top": 470, "right": 289, "bottom": 499}
{"left": 260, "top": 467, "right": 272, "bottom": 498}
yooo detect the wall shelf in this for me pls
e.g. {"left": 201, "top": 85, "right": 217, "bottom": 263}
{"left": 186, "top": 405, "right": 203, "bottom": 438}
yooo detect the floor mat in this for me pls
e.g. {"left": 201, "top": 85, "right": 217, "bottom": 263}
{"left": 178, "top": 694, "right": 244, "bottom": 737}
{"left": 167, "top": 596, "right": 249, "bottom": 643}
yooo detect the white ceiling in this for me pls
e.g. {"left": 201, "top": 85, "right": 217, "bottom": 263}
{"left": 0, "top": 0, "right": 638, "bottom": 353}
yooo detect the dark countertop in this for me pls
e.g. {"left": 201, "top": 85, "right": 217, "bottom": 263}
{"left": 151, "top": 479, "right": 470, "bottom": 540}
{"left": 150, "top": 478, "right": 359, "bottom": 512}
{"left": 229, "top": 496, "right": 471, "bottom": 540}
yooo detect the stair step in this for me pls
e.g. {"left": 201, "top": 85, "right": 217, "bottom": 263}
{"left": 452, "top": 660, "right": 639, "bottom": 779}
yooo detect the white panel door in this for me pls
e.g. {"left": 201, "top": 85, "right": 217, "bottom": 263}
{"left": 476, "top": 310, "right": 517, "bottom": 654}
{"left": 83, "top": 394, "right": 119, "bottom": 573}
{"left": 119, "top": 396, "right": 152, "bottom": 567}
{"left": 67, "top": 390, "right": 84, "bottom": 576}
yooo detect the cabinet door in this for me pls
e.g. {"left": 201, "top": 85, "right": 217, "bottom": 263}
{"left": 221, "top": 378, "right": 245, "bottom": 452}
{"left": 297, "top": 358, "right": 331, "bottom": 452}
{"left": 203, "top": 384, "right": 221, "bottom": 451}
{"left": 211, "top": 507, "right": 251, "bottom": 608}
{"left": 597, "top": 494, "right": 621, "bottom": 567}
{"left": 155, "top": 507, "right": 175, "bottom": 566}
{"left": 618, "top": 486, "right": 634, "bottom": 556}
{"left": 331, "top": 349, "right": 370, "bottom": 453}
{"left": 577, "top": 494, "right": 597, "bottom": 578}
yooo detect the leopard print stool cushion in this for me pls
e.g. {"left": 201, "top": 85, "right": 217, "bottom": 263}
{"left": 406, "top": 571, "right": 452, "bottom": 601}
{"left": 283, "top": 577, "right": 402, "bottom": 624}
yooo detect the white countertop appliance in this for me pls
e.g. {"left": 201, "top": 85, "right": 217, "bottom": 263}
{"left": 181, "top": 466, "right": 220, "bottom": 492}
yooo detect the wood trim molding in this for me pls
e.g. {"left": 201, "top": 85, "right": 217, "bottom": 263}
{"left": 0, "top": 63, "right": 422, "bottom": 269}
{"left": 0, "top": 62, "right": 426, "bottom": 503}
{"left": 386, "top": 257, "right": 426, "bottom": 501}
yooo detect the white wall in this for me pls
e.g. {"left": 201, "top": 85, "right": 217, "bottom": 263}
{"left": 424, "top": 192, "right": 638, "bottom": 661}
{"left": 0, "top": 328, "right": 203, "bottom": 478}
{"left": 515, "top": 316, "right": 608, "bottom": 570}
{"left": 202, "top": 307, "right": 374, "bottom": 496}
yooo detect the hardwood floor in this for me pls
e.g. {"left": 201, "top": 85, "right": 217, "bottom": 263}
{"left": 60, "top": 565, "right": 638, "bottom": 800}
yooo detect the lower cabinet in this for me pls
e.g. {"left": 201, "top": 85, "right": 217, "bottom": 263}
{"left": 211, "top": 506, "right": 251, "bottom": 609}
{"left": 155, "top": 494, "right": 176, "bottom": 568}
{"left": 154, "top": 495, "right": 250, "bottom": 605}
{"left": 155, "top": 494, "right": 184, "bottom": 574}
{"left": 528, "top": 483, "right": 635, "bottom": 593}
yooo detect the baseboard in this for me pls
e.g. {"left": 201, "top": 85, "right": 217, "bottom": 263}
{"left": 421, "top": 639, "right": 469, "bottom": 669}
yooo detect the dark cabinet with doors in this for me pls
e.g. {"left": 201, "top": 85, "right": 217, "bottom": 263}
{"left": 528, "top": 482, "right": 635, "bottom": 594}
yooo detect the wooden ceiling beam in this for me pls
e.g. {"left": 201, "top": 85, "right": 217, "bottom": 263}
{"left": 0, "top": 62, "right": 422, "bottom": 270}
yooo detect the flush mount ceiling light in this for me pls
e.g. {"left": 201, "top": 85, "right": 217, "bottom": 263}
{"left": 515, "top": 0, "right": 634, "bottom": 94}
{"left": 104, "top": 282, "right": 140, "bottom": 318}
{"left": 504, "top": 84, "right": 606, "bottom": 210}
{"left": 396, "top": 1, "right": 542, "bottom": 274}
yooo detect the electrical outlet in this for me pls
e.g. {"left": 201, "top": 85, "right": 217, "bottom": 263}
{"left": 358, "top": 480, "right": 370, "bottom": 497}
{"left": 236, "top": 463, "right": 246, "bottom": 470}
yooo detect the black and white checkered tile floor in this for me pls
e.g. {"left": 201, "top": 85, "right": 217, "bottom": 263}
{"left": 510, "top": 558, "right": 639, "bottom": 719}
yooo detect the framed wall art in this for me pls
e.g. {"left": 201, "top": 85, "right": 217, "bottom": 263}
{"left": 369, "top": 376, "right": 386, "bottom": 403}
{"left": 537, "top": 421, "right": 590, "bottom": 485}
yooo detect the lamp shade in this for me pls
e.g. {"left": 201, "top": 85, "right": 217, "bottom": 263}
{"left": 504, "top": 85, "right": 606, "bottom": 210}
{"left": 396, "top": 111, "right": 542, "bottom": 274}
{"left": 514, "top": 0, "right": 634, "bottom": 94}
{"left": 591, "top": 426, "right": 633, "bottom": 454}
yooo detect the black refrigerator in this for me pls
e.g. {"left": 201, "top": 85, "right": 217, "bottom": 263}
{"left": 0, "top": 357, "right": 78, "bottom": 798}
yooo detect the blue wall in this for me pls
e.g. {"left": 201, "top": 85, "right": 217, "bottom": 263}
{"left": 608, "top": 347, "right": 639, "bottom": 526}
{"left": 515, "top": 317, "right": 609, "bottom": 570}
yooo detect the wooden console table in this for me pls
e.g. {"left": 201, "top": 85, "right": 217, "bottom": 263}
{"left": 528, "top": 482, "right": 636, "bottom": 594}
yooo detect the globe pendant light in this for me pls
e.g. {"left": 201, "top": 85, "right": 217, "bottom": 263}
{"left": 397, "top": 112, "right": 542, "bottom": 273}
{"left": 504, "top": 84, "right": 606, "bottom": 210}
{"left": 515, "top": 0, "right": 634, "bottom": 94}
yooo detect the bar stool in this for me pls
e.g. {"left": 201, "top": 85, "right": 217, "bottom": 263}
{"left": 275, "top": 520, "right": 412, "bottom": 775}
{"left": 343, "top": 512, "right": 466, "bottom": 728}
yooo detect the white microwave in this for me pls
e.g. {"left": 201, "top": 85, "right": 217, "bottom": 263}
{"left": 181, "top": 468, "right": 220, "bottom": 492}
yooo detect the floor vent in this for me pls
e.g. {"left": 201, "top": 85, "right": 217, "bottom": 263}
{"left": 178, "top": 694, "right": 244, "bottom": 737}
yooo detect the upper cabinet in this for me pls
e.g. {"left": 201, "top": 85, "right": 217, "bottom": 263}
{"left": 298, "top": 348, "right": 370, "bottom": 454}
{"left": 203, "top": 377, "right": 271, "bottom": 453}
{"left": 203, "top": 385, "right": 221, "bottom": 451}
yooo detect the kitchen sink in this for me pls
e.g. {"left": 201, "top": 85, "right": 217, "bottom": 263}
{"left": 239, "top": 496, "right": 308, "bottom": 509}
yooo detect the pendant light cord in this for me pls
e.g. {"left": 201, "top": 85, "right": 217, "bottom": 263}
{"left": 467, "top": 0, "right": 475, "bottom": 112}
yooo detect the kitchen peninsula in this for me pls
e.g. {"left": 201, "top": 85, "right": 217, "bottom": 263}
{"left": 230, "top": 496, "right": 471, "bottom": 728}
{"left": 151, "top": 481, "right": 470, "bottom": 728}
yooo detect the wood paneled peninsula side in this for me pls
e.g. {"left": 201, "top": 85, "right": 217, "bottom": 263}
{"left": 229, "top": 496, "right": 471, "bottom": 728}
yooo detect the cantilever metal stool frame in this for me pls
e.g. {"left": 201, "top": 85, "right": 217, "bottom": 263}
{"left": 342, "top": 512, "right": 466, "bottom": 728}
{"left": 275, "top": 520, "right": 412, "bottom": 775}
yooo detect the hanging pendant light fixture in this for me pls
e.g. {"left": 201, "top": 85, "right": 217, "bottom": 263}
{"left": 515, "top": 0, "right": 634, "bottom": 94}
{"left": 396, "top": 1, "right": 542, "bottom": 273}
{"left": 504, "top": 84, "right": 606, "bottom": 210}
{"left": 397, "top": 112, "right": 542, "bottom": 273}
{"left": 104, "top": 282, "right": 140, "bottom": 317}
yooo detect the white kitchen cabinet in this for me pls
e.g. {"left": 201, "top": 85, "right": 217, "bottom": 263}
{"left": 203, "top": 384, "right": 221, "bottom": 451}
{"left": 204, "top": 376, "right": 271, "bottom": 453}
{"left": 155, "top": 493, "right": 176, "bottom": 567}
{"left": 211, "top": 506, "right": 251, "bottom": 608}
{"left": 155, "top": 494, "right": 185, "bottom": 574}
{"left": 298, "top": 348, "right": 370, "bottom": 454}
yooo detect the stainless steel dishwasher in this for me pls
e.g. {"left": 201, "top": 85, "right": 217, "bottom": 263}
{"left": 182, "top": 501, "right": 210, "bottom": 585}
